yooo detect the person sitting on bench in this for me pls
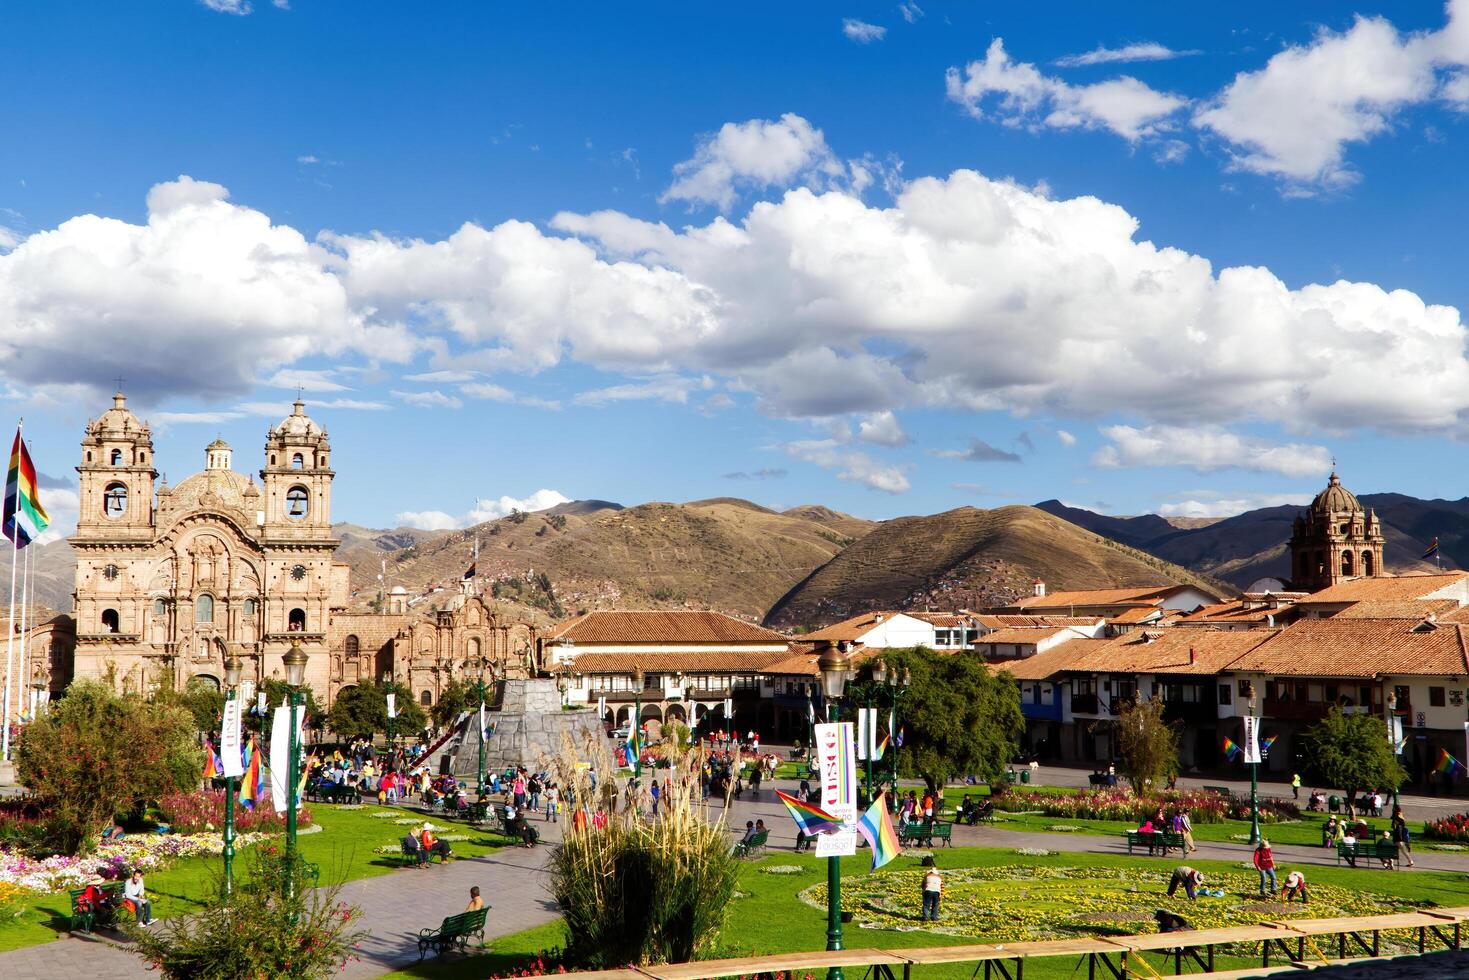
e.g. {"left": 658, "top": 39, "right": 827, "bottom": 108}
{"left": 420, "top": 824, "right": 453, "bottom": 862}
{"left": 402, "top": 830, "right": 429, "bottom": 868}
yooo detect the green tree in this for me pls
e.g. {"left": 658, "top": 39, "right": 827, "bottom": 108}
{"left": 130, "top": 844, "right": 365, "bottom": 979}
{"left": 242, "top": 681, "right": 324, "bottom": 739}
{"left": 327, "top": 680, "right": 427, "bottom": 741}
{"left": 431, "top": 675, "right": 473, "bottom": 728}
{"left": 16, "top": 680, "right": 200, "bottom": 855}
{"left": 1303, "top": 707, "right": 1406, "bottom": 814}
{"left": 1112, "top": 696, "right": 1179, "bottom": 794}
{"left": 152, "top": 675, "right": 226, "bottom": 735}
{"left": 857, "top": 647, "right": 1023, "bottom": 791}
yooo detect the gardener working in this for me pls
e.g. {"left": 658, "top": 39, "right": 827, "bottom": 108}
{"left": 920, "top": 865, "right": 943, "bottom": 921}
{"left": 1166, "top": 866, "right": 1205, "bottom": 901}
{"left": 1253, "top": 840, "right": 1277, "bottom": 894}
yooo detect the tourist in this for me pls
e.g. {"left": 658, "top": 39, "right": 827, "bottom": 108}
{"left": 421, "top": 823, "right": 453, "bottom": 862}
{"left": 1291, "top": 773, "right": 1302, "bottom": 800}
{"left": 1166, "top": 866, "right": 1204, "bottom": 901}
{"left": 1173, "top": 810, "right": 1196, "bottom": 854}
{"left": 545, "top": 782, "right": 560, "bottom": 822}
{"left": 1391, "top": 806, "right": 1416, "bottom": 868}
{"left": 650, "top": 778, "right": 662, "bottom": 816}
{"left": 402, "top": 829, "right": 429, "bottom": 868}
{"left": 1340, "top": 830, "right": 1358, "bottom": 867}
{"left": 1379, "top": 830, "right": 1396, "bottom": 870}
{"left": 1322, "top": 816, "right": 1339, "bottom": 847}
{"left": 920, "top": 863, "right": 943, "bottom": 921}
{"left": 528, "top": 772, "right": 543, "bottom": 813}
{"left": 125, "top": 869, "right": 155, "bottom": 926}
{"left": 1138, "top": 818, "right": 1158, "bottom": 855}
{"left": 739, "top": 820, "right": 757, "bottom": 845}
{"left": 1370, "top": 791, "right": 1384, "bottom": 817}
{"left": 1253, "top": 840, "right": 1277, "bottom": 894}
{"left": 1282, "top": 870, "right": 1309, "bottom": 904}
{"left": 512, "top": 769, "right": 528, "bottom": 810}
{"left": 466, "top": 885, "right": 485, "bottom": 912}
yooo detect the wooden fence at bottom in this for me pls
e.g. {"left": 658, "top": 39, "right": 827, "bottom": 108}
{"left": 565, "top": 906, "right": 1469, "bottom": 980}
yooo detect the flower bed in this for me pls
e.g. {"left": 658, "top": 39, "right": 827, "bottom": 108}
{"left": 0, "top": 830, "right": 271, "bottom": 894}
{"left": 157, "top": 789, "right": 314, "bottom": 835}
{"left": 993, "top": 789, "right": 1231, "bottom": 824}
{"left": 1424, "top": 811, "right": 1469, "bottom": 841}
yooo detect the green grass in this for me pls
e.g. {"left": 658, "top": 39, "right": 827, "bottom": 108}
{"left": 0, "top": 804, "right": 513, "bottom": 953}
{"left": 373, "top": 844, "right": 1469, "bottom": 980}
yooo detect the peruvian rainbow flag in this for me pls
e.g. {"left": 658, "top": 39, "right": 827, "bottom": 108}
{"left": 3, "top": 430, "right": 49, "bottom": 548}
{"left": 775, "top": 789, "right": 843, "bottom": 837}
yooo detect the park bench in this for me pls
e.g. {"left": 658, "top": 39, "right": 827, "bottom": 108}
{"left": 493, "top": 805, "right": 540, "bottom": 845}
{"left": 306, "top": 781, "right": 359, "bottom": 804}
{"left": 1202, "top": 785, "right": 1233, "bottom": 797}
{"left": 68, "top": 881, "right": 125, "bottom": 933}
{"left": 928, "top": 822, "right": 954, "bottom": 847}
{"left": 734, "top": 829, "right": 769, "bottom": 857}
{"left": 1125, "top": 830, "right": 1187, "bottom": 855}
{"left": 1336, "top": 839, "right": 1398, "bottom": 867}
{"left": 898, "top": 820, "right": 953, "bottom": 848}
{"left": 417, "top": 907, "right": 489, "bottom": 958}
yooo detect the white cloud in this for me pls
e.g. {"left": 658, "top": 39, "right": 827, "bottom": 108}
{"left": 1054, "top": 42, "right": 1200, "bottom": 68}
{"left": 405, "top": 370, "right": 477, "bottom": 382}
{"left": 233, "top": 398, "right": 388, "bottom": 415}
{"left": 397, "top": 488, "right": 571, "bottom": 530}
{"left": 153, "top": 410, "right": 246, "bottom": 427}
{"left": 200, "top": 0, "right": 252, "bottom": 14}
{"left": 0, "top": 176, "right": 414, "bottom": 403}
{"left": 392, "top": 389, "right": 462, "bottom": 409}
{"left": 0, "top": 226, "right": 19, "bottom": 250}
{"left": 946, "top": 39, "right": 1188, "bottom": 140}
{"left": 460, "top": 381, "right": 515, "bottom": 401}
{"left": 898, "top": 2, "right": 923, "bottom": 24}
{"left": 856, "top": 410, "right": 909, "bottom": 447}
{"left": 1056, "top": 430, "right": 1077, "bottom": 447}
{"left": 264, "top": 368, "right": 348, "bottom": 392}
{"left": 783, "top": 439, "right": 910, "bottom": 493}
{"left": 660, "top": 113, "right": 848, "bottom": 211}
{"left": 1093, "top": 425, "right": 1332, "bottom": 477}
{"left": 297, "top": 155, "right": 320, "bottom": 165}
{"left": 32, "top": 488, "right": 79, "bottom": 545}
{"left": 842, "top": 19, "right": 886, "bottom": 44}
{"left": 1158, "top": 492, "right": 1314, "bottom": 518}
{"left": 573, "top": 375, "right": 711, "bottom": 406}
{"left": 1153, "top": 139, "right": 1190, "bottom": 165}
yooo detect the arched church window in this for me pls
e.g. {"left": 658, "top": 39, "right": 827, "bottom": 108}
{"left": 467, "top": 637, "right": 481, "bottom": 663}
{"left": 110, "top": 449, "right": 122, "bottom": 466}
{"left": 153, "top": 598, "right": 166, "bottom": 618}
{"left": 1362, "top": 551, "right": 1374, "bottom": 576}
{"left": 345, "top": 635, "right": 360, "bottom": 656}
{"left": 292, "top": 453, "right": 304, "bottom": 469}
{"left": 1341, "top": 552, "right": 1354, "bottom": 577}
{"left": 244, "top": 598, "right": 257, "bottom": 618}
{"left": 103, "top": 483, "right": 128, "bottom": 518}
{"left": 197, "top": 594, "right": 215, "bottom": 623}
{"left": 420, "top": 689, "right": 433, "bottom": 706}
{"left": 101, "top": 608, "right": 119, "bottom": 633}
{"left": 286, "top": 486, "right": 309, "bottom": 520}
{"left": 288, "top": 607, "right": 306, "bottom": 631}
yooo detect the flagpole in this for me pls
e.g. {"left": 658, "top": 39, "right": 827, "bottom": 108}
{"left": 2, "top": 522, "right": 17, "bottom": 762}
{"left": 17, "top": 544, "right": 30, "bottom": 721}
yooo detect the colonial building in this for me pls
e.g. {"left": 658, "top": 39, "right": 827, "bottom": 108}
{"left": 1288, "top": 471, "right": 1386, "bottom": 592}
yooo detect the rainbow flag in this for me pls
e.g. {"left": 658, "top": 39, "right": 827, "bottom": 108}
{"left": 1261, "top": 734, "right": 1277, "bottom": 754}
{"left": 625, "top": 726, "right": 643, "bottom": 768}
{"left": 775, "top": 789, "right": 843, "bottom": 837}
{"left": 202, "top": 740, "right": 219, "bottom": 780}
{"left": 855, "top": 792, "right": 901, "bottom": 870}
{"left": 239, "top": 739, "right": 262, "bottom": 809}
{"left": 297, "top": 752, "right": 316, "bottom": 803}
{"left": 895, "top": 725, "right": 905, "bottom": 748}
{"left": 1222, "top": 736, "right": 1242, "bottom": 761}
{"left": 873, "top": 733, "right": 890, "bottom": 762}
{"left": 2, "top": 430, "right": 49, "bottom": 548}
{"left": 1436, "top": 748, "right": 1462, "bottom": 775}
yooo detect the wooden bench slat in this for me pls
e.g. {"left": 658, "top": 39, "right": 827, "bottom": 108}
{"left": 647, "top": 949, "right": 909, "bottom": 979}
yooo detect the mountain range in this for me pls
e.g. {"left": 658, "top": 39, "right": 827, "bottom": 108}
{"left": 6, "top": 488, "right": 1465, "bottom": 629}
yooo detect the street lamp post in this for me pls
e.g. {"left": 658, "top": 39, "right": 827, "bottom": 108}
{"left": 222, "top": 653, "right": 242, "bottom": 896}
{"left": 383, "top": 671, "right": 396, "bottom": 754}
{"left": 631, "top": 665, "right": 644, "bottom": 780}
{"left": 282, "top": 639, "right": 309, "bottom": 906}
{"left": 1246, "top": 682, "right": 1261, "bottom": 846}
{"left": 863, "top": 661, "right": 884, "bottom": 806}
{"left": 886, "top": 666, "right": 911, "bottom": 806}
{"left": 1387, "top": 689, "right": 1402, "bottom": 812}
{"left": 817, "top": 644, "right": 854, "bottom": 980}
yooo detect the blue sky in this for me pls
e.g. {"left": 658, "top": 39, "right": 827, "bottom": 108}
{"left": 5, "top": 1, "right": 1469, "bottom": 536}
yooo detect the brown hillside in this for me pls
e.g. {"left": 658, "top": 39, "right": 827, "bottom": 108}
{"left": 352, "top": 498, "right": 865, "bottom": 621}
{"left": 763, "top": 505, "right": 1229, "bottom": 629}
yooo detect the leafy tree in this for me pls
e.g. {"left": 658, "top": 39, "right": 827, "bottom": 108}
{"left": 431, "top": 676, "right": 474, "bottom": 728}
{"left": 856, "top": 647, "right": 1023, "bottom": 792}
{"left": 1303, "top": 707, "right": 1406, "bottom": 814}
{"left": 242, "top": 681, "right": 324, "bottom": 739}
{"left": 1111, "top": 696, "right": 1179, "bottom": 794}
{"left": 130, "top": 844, "right": 365, "bottom": 979}
{"left": 152, "top": 676, "right": 225, "bottom": 735}
{"left": 326, "top": 680, "right": 427, "bottom": 741}
{"left": 16, "top": 681, "right": 199, "bottom": 855}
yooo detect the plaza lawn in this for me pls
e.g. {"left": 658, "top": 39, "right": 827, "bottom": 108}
{"left": 376, "top": 845, "right": 1469, "bottom": 980}
{"left": 0, "top": 804, "right": 514, "bottom": 953}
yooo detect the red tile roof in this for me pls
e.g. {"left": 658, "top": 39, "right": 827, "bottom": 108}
{"left": 1066, "top": 629, "right": 1279, "bottom": 676}
{"left": 973, "top": 627, "right": 1082, "bottom": 646}
{"left": 1299, "top": 573, "right": 1469, "bottom": 605}
{"left": 1229, "top": 619, "right": 1469, "bottom": 678}
{"left": 997, "top": 640, "right": 1110, "bottom": 680}
{"left": 546, "top": 610, "right": 787, "bottom": 645}
{"left": 563, "top": 651, "right": 795, "bottom": 673}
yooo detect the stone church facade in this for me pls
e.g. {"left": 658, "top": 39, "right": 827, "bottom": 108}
{"left": 1287, "top": 471, "right": 1387, "bottom": 593}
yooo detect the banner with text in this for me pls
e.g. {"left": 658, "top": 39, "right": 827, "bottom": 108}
{"left": 815, "top": 721, "right": 858, "bottom": 857}
{"left": 220, "top": 697, "right": 244, "bottom": 778}
{"left": 1242, "top": 715, "right": 1262, "bottom": 765}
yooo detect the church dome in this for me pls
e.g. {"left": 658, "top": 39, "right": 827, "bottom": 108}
{"left": 89, "top": 391, "right": 149, "bottom": 439}
{"left": 207, "top": 437, "right": 230, "bottom": 451}
{"left": 163, "top": 468, "right": 257, "bottom": 514}
{"left": 1309, "top": 472, "right": 1362, "bottom": 515}
{"left": 271, "top": 398, "right": 324, "bottom": 440}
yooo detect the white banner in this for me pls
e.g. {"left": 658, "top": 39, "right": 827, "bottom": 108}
{"left": 1390, "top": 713, "right": 1405, "bottom": 754}
{"left": 1242, "top": 715, "right": 1262, "bottom": 765}
{"left": 256, "top": 691, "right": 267, "bottom": 716}
{"left": 268, "top": 703, "right": 307, "bottom": 813}
{"left": 815, "top": 721, "right": 858, "bottom": 857}
{"left": 221, "top": 697, "right": 244, "bottom": 778}
{"left": 386, "top": 692, "right": 396, "bottom": 719}
{"left": 856, "top": 708, "right": 869, "bottom": 761}
{"left": 597, "top": 696, "right": 606, "bottom": 720}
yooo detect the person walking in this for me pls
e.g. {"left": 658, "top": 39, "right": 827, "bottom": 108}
{"left": 545, "top": 782, "right": 560, "bottom": 823}
{"left": 1391, "top": 806, "right": 1416, "bottom": 868}
{"left": 1291, "top": 773, "right": 1302, "bottom": 800}
{"left": 1173, "top": 810, "right": 1197, "bottom": 854}
{"left": 125, "top": 869, "right": 155, "bottom": 926}
{"left": 1253, "top": 840, "right": 1278, "bottom": 895}
{"left": 920, "top": 865, "right": 943, "bottom": 922}
{"left": 1166, "top": 866, "right": 1205, "bottom": 901}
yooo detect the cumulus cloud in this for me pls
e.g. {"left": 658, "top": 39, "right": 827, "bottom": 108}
{"left": 1158, "top": 492, "right": 1315, "bottom": 519}
{"left": 265, "top": 368, "right": 349, "bottom": 392}
{"left": 930, "top": 438, "right": 1023, "bottom": 463}
{"left": 783, "top": 439, "right": 910, "bottom": 493}
{"left": 573, "top": 375, "right": 711, "bottom": 406}
{"left": 843, "top": 19, "right": 886, "bottom": 43}
{"left": 459, "top": 381, "right": 515, "bottom": 401}
{"left": 396, "top": 488, "right": 571, "bottom": 530}
{"left": 0, "top": 176, "right": 414, "bottom": 403}
{"left": 856, "top": 410, "right": 909, "bottom": 447}
{"left": 391, "top": 389, "right": 463, "bottom": 409}
{"left": 946, "top": 39, "right": 1188, "bottom": 140}
{"left": 1093, "top": 425, "right": 1332, "bottom": 477}
{"left": 1056, "top": 430, "right": 1077, "bottom": 447}
{"left": 200, "top": 0, "right": 252, "bottom": 14}
{"left": 659, "top": 113, "right": 848, "bottom": 211}
{"left": 1054, "top": 42, "right": 1201, "bottom": 68}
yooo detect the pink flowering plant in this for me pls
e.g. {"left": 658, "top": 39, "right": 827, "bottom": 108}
{"left": 157, "top": 789, "right": 313, "bottom": 835}
{"left": 994, "top": 789, "right": 1232, "bottom": 823}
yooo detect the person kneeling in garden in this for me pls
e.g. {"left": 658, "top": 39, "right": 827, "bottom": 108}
{"left": 1283, "top": 869, "right": 1308, "bottom": 903}
{"left": 1166, "top": 866, "right": 1204, "bottom": 901}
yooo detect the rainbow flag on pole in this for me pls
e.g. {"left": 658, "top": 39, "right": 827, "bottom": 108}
{"left": 3, "top": 430, "right": 49, "bottom": 548}
{"left": 1222, "top": 736, "right": 1242, "bottom": 761}
{"left": 872, "top": 733, "right": 890, "bottom": 762}
{"left": 625, "top": 726, "right": 643, "bottom": 768}
{"left": 1436, "top": 747, "right": 1462, "bottom": 775}
{"left": 202, "top": 740, "right": 220, "bottom": 780}
{"left": 239, "top": 739, "right": 262, "bottom": 809}
{"left": 774, "top": 790, "right": 843, "bottom": 837}
{"left": 855, "top": 792, "right": 902, "bottom": 870}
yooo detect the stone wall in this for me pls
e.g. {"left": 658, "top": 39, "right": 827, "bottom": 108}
{"left": 450, "top": 678, "right": 602, "bottom": 777}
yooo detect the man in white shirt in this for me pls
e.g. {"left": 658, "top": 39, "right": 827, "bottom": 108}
{"left": 921, "top": 867, "right": 943, "bottom": 921}
{"left": 124, "top": 870, "right": 154, "bottom": 926}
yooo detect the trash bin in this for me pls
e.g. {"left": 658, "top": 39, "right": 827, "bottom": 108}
{"left": 1328, "top": 795, "right": 1341, "bottom": 812}
{"left": 1020, "top": 770, "right": 1031, "bottom": 784}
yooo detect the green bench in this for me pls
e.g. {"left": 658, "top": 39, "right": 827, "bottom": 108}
{"left": 492, "top": 805, "right": 540, "bottom": 845}
{"left": 898, "top": 821, "right": 953, "bottom": 848}
{"left": 1336, "top": 839, "right": 1398, "bottom": 867}
{"left": 417, "top": 907, "right": 489, "bottom": 958}
{"left": 68, "top": 882, "right": 125, "bottom": 933}
{"left": 306, "top": 781, "right": 359, "bottom": 804}
{"left": 734, "top": 829, "right": 769, "bottom": 857}
{"left": 1125, "top": 830, "right": 1187, "bottom": 855}
{"left": 1202, "top": 785, "right": 1233, "bottom": 797}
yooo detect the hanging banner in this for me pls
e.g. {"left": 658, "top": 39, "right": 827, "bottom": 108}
{"left": 856, "top": 707, "right": 869, "bottom": 761}
{"left": 815, "top": 721, "right": 858, "bottom": 857}
{"left": 220, "top": 697, "right": 244, "bottom": 778}
{"left": 1242, "top": 715, "right": 1262, "bottom": 765}
{"left": 256, "top": 691, "right": 267, "bottom": 716}
{"left": 1390, "top": 713, "right": 1405, "bottom": 754}
{"left": 268, "top": 703, "right": 307, "bottom": 813}
{"left": 386, "top": 692, "right": 397, "bottom": 719}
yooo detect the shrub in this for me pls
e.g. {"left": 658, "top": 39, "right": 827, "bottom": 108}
{"left": 1425, "top": 811, "right": 1469, "bottom": 842}
{"left": 157, "top": 790, "right": 313, "bottom": 835}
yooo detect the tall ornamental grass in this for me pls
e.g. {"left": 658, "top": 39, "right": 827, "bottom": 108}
{"left": 546, "top": 733, "right": 741, "bottom": 968}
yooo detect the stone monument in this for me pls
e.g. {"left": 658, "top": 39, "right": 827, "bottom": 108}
{"left": 450, "top": 678, "right": 602, "bottom": 778}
